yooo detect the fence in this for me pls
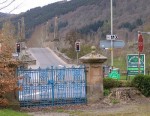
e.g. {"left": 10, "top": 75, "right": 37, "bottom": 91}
{"left": 17, "top": 66, "right": 87, "bottom": 107}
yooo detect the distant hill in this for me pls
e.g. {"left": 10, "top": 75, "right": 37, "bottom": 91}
{"left": 0, "top": 12, "right": 11, "bottom": 17}
{"left": 11, "top": 0, "right": 103, "bottom": 38}
{"left": 0, "top": 12, "right": 13, "bottom": 21}
{"left": 7, "top": 0, "right": 150, "bottom": 49}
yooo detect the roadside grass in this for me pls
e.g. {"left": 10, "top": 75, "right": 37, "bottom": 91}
{"left": 113, "top": 56, "right": 126, "bottom": 71}
{"left": 120, "top": 75, "right": 135, "bottom": 80}
{"left": 0, "top": 109, "right": 29, "bottom": 116}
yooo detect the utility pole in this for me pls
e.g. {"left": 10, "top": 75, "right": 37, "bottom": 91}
{"left": 54, "top": 16, "right": 58, "bottom": 40}
{"left": 18, "top": 17, "right": 25, "bottom": 42}
{"left": 17, "top": 17, "right": 26, "bottom": 61}
{"left": 54, "top": 16, "right": 59, "bottom": 51}
{"left": 46, "top": 21, "right": 49, "bottom": 42}
{"left": 21, "top": 17, "right": 25, "bottom": 41}
{"left": 17, "top": 21, "right": 21, "bottom": 42}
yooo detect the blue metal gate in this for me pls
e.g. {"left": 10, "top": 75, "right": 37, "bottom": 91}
{"left": 17, "top": 66, "right": 87, "bottom": 107}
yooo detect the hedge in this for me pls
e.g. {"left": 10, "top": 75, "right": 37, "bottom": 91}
{"left": 103, "top": 78, "right": 122, "bottom": 89}
{"left": 131, "top": 74, "right": 150, "bottom": 97}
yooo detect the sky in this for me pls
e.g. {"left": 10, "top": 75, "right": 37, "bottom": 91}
{"left": 0, "top": 0, "right": 62, "bottom": 14}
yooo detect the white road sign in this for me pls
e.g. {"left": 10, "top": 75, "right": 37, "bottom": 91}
{"left": 106, "top": 35, "right": 118, "bottom": 40}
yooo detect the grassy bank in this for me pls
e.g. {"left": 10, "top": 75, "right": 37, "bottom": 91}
{"left": 0, "top": 109, "right": 29, "bottom": 116}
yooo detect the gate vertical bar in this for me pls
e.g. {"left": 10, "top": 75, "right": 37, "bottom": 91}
{"left": 84, "top": 66, "right": 87, "bottom": 104}
{"left": 16, "top": 68, "right": 19, "bottom": 104}
{"left": 51, "top": 66, "right": 54, "bottom": 106}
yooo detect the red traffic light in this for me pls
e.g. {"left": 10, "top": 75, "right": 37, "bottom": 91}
{"left": 75, "top": 42, "right": 80, "bottom": 52}
{"left": 16, "top": 43, "right": 20, "bottom": 53}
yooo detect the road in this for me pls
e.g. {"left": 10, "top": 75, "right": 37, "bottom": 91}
{"left": 27, "top": 48, "right": 67, "bottom": 68}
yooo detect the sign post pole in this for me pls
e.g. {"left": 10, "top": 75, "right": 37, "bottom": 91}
{"left": 138, "top": 32, "right": 140, "bottom": 74}
{"left": 110, "top": 0, "right": 113, "bottom": 68}
{"left": 138, "top": 32, "right": 144, "bottom": 74}
{"left": 138, "top": 52, "right": 140, "bottom": 74}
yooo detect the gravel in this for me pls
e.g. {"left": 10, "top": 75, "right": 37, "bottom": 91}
{"left": 28, "top": 112, "right": 70, "bottom": 116}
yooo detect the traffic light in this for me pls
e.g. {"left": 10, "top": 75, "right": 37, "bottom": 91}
{"left": 75, "top": 42, "right": 80, "bottom": 52}
{"left": 16, "top": 43, "right": 20, "bottom": 53}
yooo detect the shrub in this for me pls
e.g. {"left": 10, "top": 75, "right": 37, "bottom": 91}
{"left": 118, "top": 80, "right": 131, "bottom": 87}
{"left": 131, "top": 75, "right": 145, "bottom": 89}
{"left": 103, "top": 78, "right": 122, "bottom": 89}
{"left": 132, "top": 75, "right": 150, "bottom": 97}
{"left": 103, "top": 78, "right": 133, "bottom": 96}
{"left": 104, "top": 89, "right": 110, "bottom": 96}
{"left": 0, "top": 62, "right": 20, "bottom": 108}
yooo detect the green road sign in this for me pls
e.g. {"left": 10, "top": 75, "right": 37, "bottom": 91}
{"left": 127, "top": 54, "right": 145, "bottom": 76}
{"left": 108, "top": 68, "right": 120, "bottom": 79}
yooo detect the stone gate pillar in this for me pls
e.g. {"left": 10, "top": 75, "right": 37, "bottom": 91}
{"left": 80, "top": 46, "right": 107, "bottom": 103}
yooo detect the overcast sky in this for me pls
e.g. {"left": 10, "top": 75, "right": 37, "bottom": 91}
{"left": 0, "top": 0, "right": 62, "bottom": 14}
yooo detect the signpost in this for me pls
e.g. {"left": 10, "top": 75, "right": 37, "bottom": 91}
{"left": 127, "top": 54, "right": 145, "bottom": 76}
{"left": 138, "top": 33, "right": 144, "bottom": 74}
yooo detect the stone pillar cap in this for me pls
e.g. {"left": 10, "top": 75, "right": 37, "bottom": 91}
{"left": 80, "top": 46, "right": 107, "bottom": 63}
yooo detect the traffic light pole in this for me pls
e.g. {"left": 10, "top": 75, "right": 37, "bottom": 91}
{"left": 77, "top": 52, "right": 79, "bottom": 65}
{"left": 75, "top": 41, "right": 80, "bottom": 65}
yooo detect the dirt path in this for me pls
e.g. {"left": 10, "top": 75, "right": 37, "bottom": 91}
{"left": 28, "top": 112, "right": 69, "bottom": 116}
{"left": 24, "top": 89, "right": 150, "bottom": 116}
{"left": 26, "top": 102, "right": 150, "bottom": 116}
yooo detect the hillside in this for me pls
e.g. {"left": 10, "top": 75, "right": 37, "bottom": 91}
{"left": 7, "top": 0, "right": 150, "bottom": 55}
{"left": 0, "top": 12, "right": 13, "bottom": 23}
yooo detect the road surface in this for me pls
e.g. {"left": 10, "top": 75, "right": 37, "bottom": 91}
{"left": 27, "top": 48, "right": 67, "bottom": 68}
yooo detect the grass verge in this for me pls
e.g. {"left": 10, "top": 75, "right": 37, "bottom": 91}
{"left": 0, "top": 109, "right": 29, "bottom": 116}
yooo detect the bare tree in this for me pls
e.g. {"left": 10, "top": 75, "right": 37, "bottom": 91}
{"left": 66, "top": 29, "right": 81, "bottom": 49}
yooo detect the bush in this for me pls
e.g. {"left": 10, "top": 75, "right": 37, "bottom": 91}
{"left": 120, "top": 80, "right": 132, "bottom": 87}
{"left": 103, "top": 78, "right": 122, "bottom": 89}
{"left": 103, "top": 78, "right": 133, "bottom": 96}
{"left": 104, "top": 89, "right": 110, "bottom": 96}
{"left": 131, "top": 75, "right": 145, "bottom": 89}
{"left": 132, "top": 75, "right": 150, "bottom": 97}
